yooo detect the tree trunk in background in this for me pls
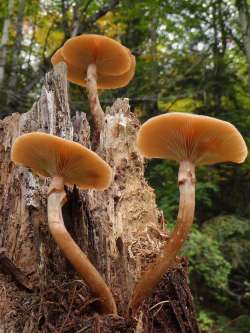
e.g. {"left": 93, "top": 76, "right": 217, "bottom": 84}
{"left": 0, "top": 63, "right": 200, "bottom": 332}
{"left": 236, "top": 0, "right": 250, "bottom": 94}
{"left": 7, "top": 0, "right": 26, "bottom": 107}
{"left": 0, "top": 0, "right": 14, "bottom": 86}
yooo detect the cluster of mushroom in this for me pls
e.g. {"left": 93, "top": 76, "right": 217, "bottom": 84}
{"left": 11, "top": 33, "right": 248, "bottom": 317}
{"left": 12, "top": 34, "right": 136, "bottom": 314}
{"left": 11, "top": 133, "right": 117, "bottom": 314}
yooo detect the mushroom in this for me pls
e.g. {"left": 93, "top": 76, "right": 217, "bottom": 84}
{"left": 129, "top": 112, "right": 248, "bottom": 311}
{"left": 11, "top": 132, "right": 117, "bottom": 314}
{"left": 51, "top": 34, "right": 135, "bottom": 138}
{"left": 52, "top": 47, "right": 136, "bottom": 90}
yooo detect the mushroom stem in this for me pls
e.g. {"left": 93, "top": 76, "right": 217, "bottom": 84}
{"left": 129, "top": 160, "right": 196, "bottom": 312}
{"left": 47, "top": 177, "right": 117, "bottom": 314}
{"left": 86, "top": 63, "right": 105, "bottom": 136}
{"left": 47, "top": 175, "right": 64, "bottom": 195}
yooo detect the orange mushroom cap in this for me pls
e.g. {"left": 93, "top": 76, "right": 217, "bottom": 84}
{"left": 61, "top": 34, "right": 131, "bottom": 76}
{"left": 51, "top": 47, "right": 64, "bottom": 66}
{"left": 136, "top": 113, "right": 248, "bottom": 165}
{"left": 96, "top": 54, "right": 135, "bottom": 89}
{"left": 11, "top": 132, "right": 112, "bottom": 190}
{"left": 51, "top": 48, "right": 136, "bottom": 89}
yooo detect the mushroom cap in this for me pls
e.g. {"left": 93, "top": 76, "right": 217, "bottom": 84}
{"left": 61, "top": 34, "right": 131, "bottom": 76}
{"left": 51, "top": 47, "right": 64, "bottom": 65}
{"left": 136, "top": 113, "right": 248, "bottom": 165}
{"left": 11, "top": 132, "right": 112, "bottom": 190}
{"left": 51, "top": 48, "right": 135, "bottom": 89}
{"left": 96, "top": 54, "right": 136, "bottom": 89}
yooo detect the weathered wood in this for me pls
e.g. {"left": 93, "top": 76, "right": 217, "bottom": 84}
{"left": 0, "top": 247, "right": 33, "bottom": 290}
{"left": 0, "top": 63, "right": 199, "bottom": 332}
{"left": 84, "top": 98, "right": 167, "bottom": 314}
{"left": 0, "top": 63, "right": 89, "bottom": 332}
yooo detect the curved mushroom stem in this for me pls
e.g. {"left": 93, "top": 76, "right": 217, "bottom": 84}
{"left": 86, "top": 63, "right": 105, "bottom": 142}
{"left": 47, "top": 176, "right": 117, "bottom": 314}
{"left": 129, "top": 160, "right": 196, "bottom": 312}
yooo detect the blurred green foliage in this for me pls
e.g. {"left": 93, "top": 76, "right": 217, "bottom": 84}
{"left": 184, "top": 228, "right": 232, "bottom": 299}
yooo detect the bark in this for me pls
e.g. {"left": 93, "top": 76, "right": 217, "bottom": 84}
{"left": 236, "top": 0, "right": 250, "bottom": 94}
{"left": 0, "top": 0, "right": 14, "bottom": 86}
{"left": 0, "top": 63, "right": 200, "bottom": 332}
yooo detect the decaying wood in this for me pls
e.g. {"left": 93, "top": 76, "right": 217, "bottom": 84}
{"left": 0, "top": 62, "right": 199, "bottom": 332}
{"left": 84, "top": 97, "right": 168, "bottom": 315}
{"left": 0, "top": 247, "right": 33, "bottom": 290}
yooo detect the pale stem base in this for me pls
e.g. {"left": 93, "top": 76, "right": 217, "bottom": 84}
{"left": 129, "top": 160, "right": 196, "bottom": 312}
{"left": 47, "top": 176, "right": 117, "bottom": 314}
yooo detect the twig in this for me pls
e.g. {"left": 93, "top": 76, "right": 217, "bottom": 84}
{"left": 76, "top": 324, "right": 92, "bottom": 333}
{"left": 135, "top": 311, "right": 144, "bottom": 333}
{"left": 149, "top": 300, "right": 170, "bottom": 311}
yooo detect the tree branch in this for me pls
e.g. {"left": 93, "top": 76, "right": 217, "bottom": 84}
{"left": 77, "top": 0, "right": 121, "bottom": 34}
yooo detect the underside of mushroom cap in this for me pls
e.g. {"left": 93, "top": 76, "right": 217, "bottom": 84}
{"left": 11, "top": 132, "right": 112, "bottom": 190}
{"left": 136, "top": 112, "right": 248, "bottom": 165}
{"left": 51, "top": 48, "right": 136, "bottom": 89}
{"left": 61, "top": 34, "right": 131, "bottom": 76}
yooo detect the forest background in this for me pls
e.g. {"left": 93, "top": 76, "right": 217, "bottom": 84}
{"left": 0, "top": 0, "right": 250, "bottom": 332}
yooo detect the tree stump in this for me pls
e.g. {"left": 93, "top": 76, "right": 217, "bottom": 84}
{"left": 0, "top": 63, "right": 200, "bottom": 332}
